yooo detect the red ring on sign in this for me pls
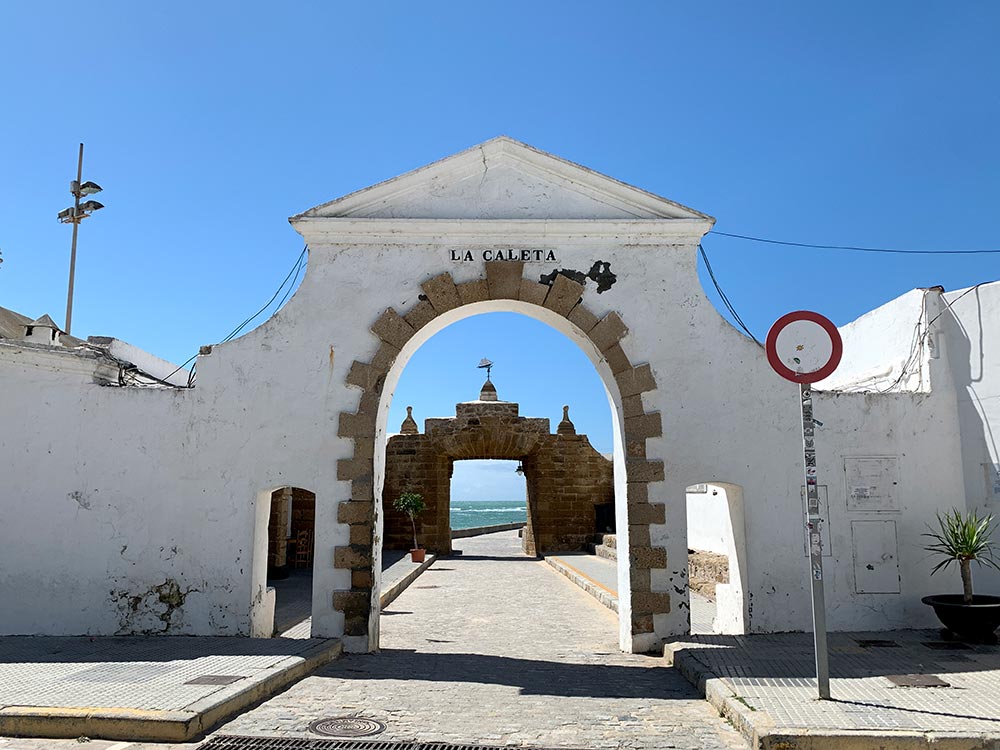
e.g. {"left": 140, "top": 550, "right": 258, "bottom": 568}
{"left": 765, "top": 310, "right": 843, "bottom": 384}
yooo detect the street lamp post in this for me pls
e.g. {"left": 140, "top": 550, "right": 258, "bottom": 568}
{"left": 57, "top": 143, "right": 104, "bottom": 334}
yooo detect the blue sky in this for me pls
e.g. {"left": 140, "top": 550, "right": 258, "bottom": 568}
{"left": 2, "top": 2, "right": 998, "bottom": 501}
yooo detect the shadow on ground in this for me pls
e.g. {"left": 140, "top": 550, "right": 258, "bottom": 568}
{"left": 675, "top": 630, "right": 1000, "bottom": 680}
{"left": 314, "top": 648, "right": 699, "bottom": 699}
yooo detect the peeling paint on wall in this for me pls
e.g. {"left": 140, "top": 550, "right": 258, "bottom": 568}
{"left": 110, "top": 579, "right": 198, "bottom": 634}
{"left": 539, "top": 261, "right": 618, "bottom": 293}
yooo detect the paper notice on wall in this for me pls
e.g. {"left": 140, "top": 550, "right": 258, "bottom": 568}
{"left": 989, "top": 463, "right": 1000, "bottom": 499}
{"left": 845, "top": 456, "right": 900, "bottom": 511}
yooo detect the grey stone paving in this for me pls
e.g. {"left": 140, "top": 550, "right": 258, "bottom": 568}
{"left": 0, "top": 635, "right": 335, "bottom": 712}
{"left": 215, "top": 531, "right": 747, "bottom": 749}
{"left": 669, "top": 629, "right": 1000, "bottom": 737}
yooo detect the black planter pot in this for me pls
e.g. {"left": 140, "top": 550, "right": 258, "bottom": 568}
{"left": 922, "top": 594, "right": 1000, "bottom": 643}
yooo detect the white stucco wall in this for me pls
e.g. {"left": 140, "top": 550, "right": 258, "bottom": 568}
{"left": 942, "top": 281, "right": 1000, "bottom": 595}
{"left": 1, "top": 138, "right": 993, "bottom": 652}
{"left": 686, "top": 485, "right": 730, "bottom": 555}
{"left": 818, "top": 288, "right": 932, "bottom": 392}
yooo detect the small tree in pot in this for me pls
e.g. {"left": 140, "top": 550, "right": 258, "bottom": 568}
{"left": 922, "top": 508, "right": 1000, "bottom": 642}
{"left": 393, "top": 490, "right": 427, "bottom": 563}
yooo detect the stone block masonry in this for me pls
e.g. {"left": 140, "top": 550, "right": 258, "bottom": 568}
{"left": 382, "top": 380, "right": 615, "bottom": 557}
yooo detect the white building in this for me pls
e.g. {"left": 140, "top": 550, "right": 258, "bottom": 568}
{"left": 1, "top": 137, "right": 997, "bottom": 653}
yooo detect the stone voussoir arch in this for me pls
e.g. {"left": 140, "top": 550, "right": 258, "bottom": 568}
{"left": 333, "top": 260, "right": 668, "bottom": 641}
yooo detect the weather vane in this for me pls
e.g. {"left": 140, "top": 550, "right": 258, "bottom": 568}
{"left": 477, "top": 358, "right": 494, "bottom": 381}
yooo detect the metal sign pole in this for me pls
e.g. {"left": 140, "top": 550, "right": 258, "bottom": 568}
{"left": 800, "top": 382, "right": 831, "bottom": 700}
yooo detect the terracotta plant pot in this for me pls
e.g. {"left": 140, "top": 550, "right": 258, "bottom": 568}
{"left": 410, "top": 548, "right": 426, "bottom": 563}
{"left": 922, "top": 594, "right": 1000, "bottom": 643}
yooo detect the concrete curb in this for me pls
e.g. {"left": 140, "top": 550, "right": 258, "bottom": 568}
{"left": 380, "top": 553, "right": 437, "bottom": 608}
{"left": 664, "top": 642, "right": 1000, "bottom": 750}
{"left": 544, "top": 556, "right": 618, "bottom": 613}
{"left": 0, "top": 638, "right": 343, "bottom": 743}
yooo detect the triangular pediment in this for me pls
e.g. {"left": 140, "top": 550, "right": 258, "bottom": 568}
{"left": 292, "top": 137, "right": 712, "bottom": 222}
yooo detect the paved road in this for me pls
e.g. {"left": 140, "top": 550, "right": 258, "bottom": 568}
{"left": 217, "top": 531, "right": 746, "bottom": 749}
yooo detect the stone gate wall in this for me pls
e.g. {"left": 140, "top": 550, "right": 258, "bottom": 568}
{"left": 382, "top": 384, "right": 613, "bottom": 555}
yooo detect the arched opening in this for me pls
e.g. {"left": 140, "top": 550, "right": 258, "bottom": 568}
{"left": 375, "top": 302, "right": 631, "bottom": 648}
{"left": 449, "top": 460, "right": 528, "bottom": 539}
{"left": 685, "top": 481, "right": 748, "bottom": 634}
{"left": 333, "top": 265, "right": 674, "bottom": 654}
{"left": 250, "top": 485, "right": 316, "bottom": 638}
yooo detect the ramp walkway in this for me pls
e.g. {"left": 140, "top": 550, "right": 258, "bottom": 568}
{"left": 545, "top": 550, "right": 717, "bottom": 633}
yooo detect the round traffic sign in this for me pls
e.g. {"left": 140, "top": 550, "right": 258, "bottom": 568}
{"left": 765, "top": 311, "right": 843, "bottom": 384}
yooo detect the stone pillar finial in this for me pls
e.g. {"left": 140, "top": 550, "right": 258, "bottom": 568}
{"left": 400, "top": 406, "right": 419, "bottom": 434}
{"left": 557, "top": 404, "right": 576, "bottom": 435}
{"left": 479, "top": 378, "right": 498, "bottom": 402}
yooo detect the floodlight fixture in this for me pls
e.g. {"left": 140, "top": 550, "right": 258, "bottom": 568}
{"left": 59, "top": 143, "right": 104, "bottom": 334}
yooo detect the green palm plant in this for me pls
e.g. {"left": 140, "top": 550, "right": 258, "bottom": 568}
{"left": 392, "top": 491, "right": 426, "bottom": 550}
{"left": 922, "top": 508, "right": 1000, "bottom": 604}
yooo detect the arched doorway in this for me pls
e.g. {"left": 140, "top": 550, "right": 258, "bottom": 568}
{"left": 685, "top": 481, "right": 749, "bottom": 634}
{"left": 333, "top": 262, "right": 671, "bottom": 653}
{"left": 249, "top": 485, "right": 316, "bottom": 638}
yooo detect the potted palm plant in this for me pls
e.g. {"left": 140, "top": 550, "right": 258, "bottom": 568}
{"left": 922, "top": 508, "right": 1000, "bottom": 643}
{"left": 393, "top": 491, "right": 427, "bottom": 563}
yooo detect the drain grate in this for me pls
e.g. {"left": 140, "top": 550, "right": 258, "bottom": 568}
{"left": 309, "top": 718, "right": 387, "bottom": 737}
{"left": 200, "top": 740, "right": 413, "bottom": 750}
{"left": 200, "top": 737, "right": 584, "bottom": 750}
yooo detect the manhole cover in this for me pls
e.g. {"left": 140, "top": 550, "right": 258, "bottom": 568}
{"left": 308, "top": 718, "right": 387, "bottom": 737}
{"left": 887, "top": 673, "right": 950, "bottom": 688}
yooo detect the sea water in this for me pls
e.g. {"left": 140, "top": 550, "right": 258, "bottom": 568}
{"left": 450, "top": 499, "right": 527, "bottom": 530}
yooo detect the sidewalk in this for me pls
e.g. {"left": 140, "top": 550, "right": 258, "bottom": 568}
{"left": 0, "top": 635, "right": 340, "bottom": 743}
{"left": 0, "top": 551, "right": 433, "bottom": 743}
{"left": 667, "top": 630, "right": 1000, "bottom": 749}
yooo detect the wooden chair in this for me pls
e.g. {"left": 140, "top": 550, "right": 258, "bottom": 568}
{"left": 293, "top": 529, "right": 313, "bottom": 569}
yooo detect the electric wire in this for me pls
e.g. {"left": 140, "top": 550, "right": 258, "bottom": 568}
{"left": 709, "top": 230, "right": 1000, "bottom": 255}
{"left": 878, "top": 281, "right": 995, "bottom": 393}
{"left": 698, "top": 243, "right": 763, "bottom": 346}
{"left": 149, "top": 245, "right": 309, "bottom": 388}
{"left": 219, "top": 245, "right": 308, "bottom": 345}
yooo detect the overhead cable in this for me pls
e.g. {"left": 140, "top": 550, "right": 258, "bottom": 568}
{"left": 154, "top": 245, "right": 309, "bottom": 388}
{"left": 698, "top": 243, "right": 762, "bottom": 346}
{"left": 710, "top": 230, "right": 1000, "bottom": 255}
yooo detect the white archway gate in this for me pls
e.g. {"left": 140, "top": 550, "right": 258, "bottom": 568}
{"left": 288, "top": 137, "right": 732, "bottom": 653}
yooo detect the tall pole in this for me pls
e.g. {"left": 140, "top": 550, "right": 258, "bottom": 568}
{"left": 65, "top": 143, "right": 84, "bottom": 334}
{"left": 801, "top": 382, "right": 831, "bottom": 699}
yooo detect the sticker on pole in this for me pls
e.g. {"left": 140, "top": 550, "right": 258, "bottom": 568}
{"left": 766, "top": 311, "right": 843, "bottom": 384}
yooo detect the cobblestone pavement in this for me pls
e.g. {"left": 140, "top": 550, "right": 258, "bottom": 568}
{"left": 216, "top": 531, "right": 747, "bottom": 749}
{"left": 669, "top": 629, "right": 1000, "bottom": 738}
